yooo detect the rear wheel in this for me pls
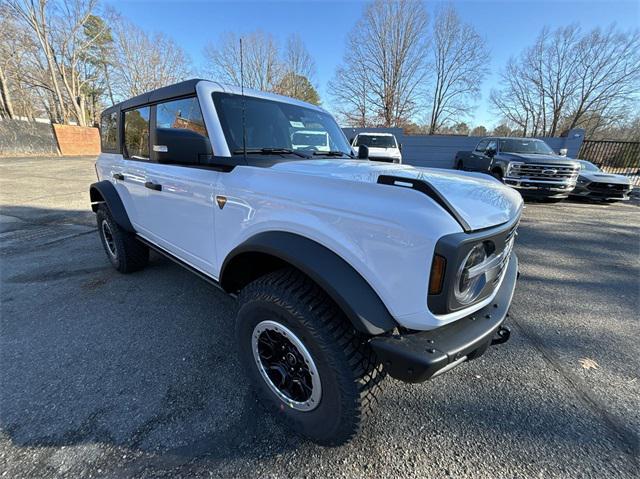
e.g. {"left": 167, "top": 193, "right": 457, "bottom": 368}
{"left": 96, "top": 204, "right": 148, "bottom": 273}
{"left": 235, "top": 267, "right": 385, "bottom": 446}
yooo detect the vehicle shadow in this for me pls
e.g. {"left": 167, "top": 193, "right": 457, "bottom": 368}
{"left": 0, "top": 205, "right": 300, "bottom": 468}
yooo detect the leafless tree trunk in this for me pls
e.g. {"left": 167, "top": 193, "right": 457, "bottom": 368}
{"left": 0, "top": 62, "right": 15, "bottom": 118}
{"left": 427, "top": 4, "right": 489, "bottom": 134}
{"left": 8, "top": 0, "right": 68, "bottom": 122}
{"left": 330, "top": 0, "right": 429, "bottom": 128}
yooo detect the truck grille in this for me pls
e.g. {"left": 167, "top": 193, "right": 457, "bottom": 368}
{"left": 507, "top": 163, "right": 579, "bottom": 182}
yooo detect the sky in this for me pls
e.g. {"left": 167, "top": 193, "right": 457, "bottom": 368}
{"left": 107, "top": 0, "right": 640, "bottom": 128}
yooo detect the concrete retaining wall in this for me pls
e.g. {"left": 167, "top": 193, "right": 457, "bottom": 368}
{"left": 52, "top": 124, "right": 100, "bottom": 156}
{"left": 342, "top": 127, "right": 586, "bottom": 169}
{"left": 0, "top": 119, "right": 59, "bottom": 157}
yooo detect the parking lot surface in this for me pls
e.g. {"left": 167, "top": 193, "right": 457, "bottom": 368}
{"left": 1, "top": 156, "right": 638, "bottom": 478}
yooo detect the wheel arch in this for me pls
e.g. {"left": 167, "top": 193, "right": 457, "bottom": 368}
{"left": 89, "top": 180, "right": 135, "bottom": 233}
{"left": 220, "top": 231, "right": 397, "bottom": 336}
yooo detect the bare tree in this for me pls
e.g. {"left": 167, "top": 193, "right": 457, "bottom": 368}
{"left": 427, "top": 4, "right": 489, "bottom": 134}
{"left": 568, "top": 26, "right": 640, "bottom": 133}
{"left": 470, "top": 125, "right": 487, "bottom": 137}
{"left": 328, "top": 63, "right": 370, "bottom": 127}
{"left": 109, "top": 15, "right": 191, "bottom": 99}
{"left": 6, "top": 0, "right": 114, "bottom": 125}
{"left": 275, "top": 34, "right": 318, "bottom": 102}
{"left": 492, "top": 24, "right": 640, "bottom": 137}
{"left": 203, "top": 30, "right": 281, "bottom": 91}
{"left": 329, "top": 0, "right": 429, "bottom": 127}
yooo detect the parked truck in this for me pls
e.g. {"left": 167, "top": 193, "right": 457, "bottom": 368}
{"left": 455, "top": 137, "right": 581, "bottom": 199}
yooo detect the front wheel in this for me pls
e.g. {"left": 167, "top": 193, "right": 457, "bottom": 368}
{"left": 235, "top": 268, "right": 385, "bottom": 446}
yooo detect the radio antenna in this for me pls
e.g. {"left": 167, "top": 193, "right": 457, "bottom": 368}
{"left": 240, "top": 37, "right": 247, "bottom": 164}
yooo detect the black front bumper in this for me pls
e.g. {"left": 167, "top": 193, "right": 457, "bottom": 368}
{"left": 370, "top": 254, "right": 518, "bottom": 383}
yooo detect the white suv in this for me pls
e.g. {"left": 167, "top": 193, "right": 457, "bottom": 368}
{"left": 91, "top": 79, "right": 522, "bottom": 446}
{"left": 351, "top": 132, "right": 403, "bottom": 163}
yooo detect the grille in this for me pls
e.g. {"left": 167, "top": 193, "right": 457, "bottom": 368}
{"left": 508, "top": 163, "right": 579, "bottom": 181}
{"left": 492, "top": 222, "right": 518, "bottom": 286}
{"left": 587, "top": 182, "right": 628, "bottom": 193}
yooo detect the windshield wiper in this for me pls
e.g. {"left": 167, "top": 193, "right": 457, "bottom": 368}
{"left": 312, "top": 150, "right": 354, "bottom": 158}
{"left": 232, "top": 148, "right": 311, "bottom": 159}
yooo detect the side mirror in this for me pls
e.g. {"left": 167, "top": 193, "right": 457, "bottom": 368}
{"left": 399, "top": 143, "right": 403, "bottom": 152}
{"left": 154, "top": 128, "right": 212, "bottom": 165}
{"left": 559, "top": 148, "right": 568, "bottom": 157}
{"left": 358, "top": 144, "right": 369, "bottom": 160}
{"left": 486, "top": 147, "right": 496, "bottom": 158}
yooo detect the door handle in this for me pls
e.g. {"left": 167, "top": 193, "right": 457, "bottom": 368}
{"left": 113, "top": 173, "right": 124, "bottom": 181}
{"left": 145, "top": 181, "right": 162, "bottom": 191}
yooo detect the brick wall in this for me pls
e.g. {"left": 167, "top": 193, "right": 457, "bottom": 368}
{"left": 52, "top": 124, "right": 100, "bottom": 156}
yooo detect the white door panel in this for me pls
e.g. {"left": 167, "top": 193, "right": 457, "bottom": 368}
{"left": 119, "top": 160, "right": 148, "bottom": 228}
{"left": 140, "top": 163, "right": 219, "bottom": 276}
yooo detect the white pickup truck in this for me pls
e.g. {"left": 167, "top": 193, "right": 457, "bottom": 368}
{"left": 91, "top": 79, "right": 522, "bottom": 445}
{"left": 351, "top": 132, "right": 403, "bottom": 163}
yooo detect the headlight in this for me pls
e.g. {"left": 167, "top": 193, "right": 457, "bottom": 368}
{"left": 454, "top": 243, "right": 489, "bottom": 305}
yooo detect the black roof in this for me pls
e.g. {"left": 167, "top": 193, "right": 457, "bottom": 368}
{"left": 101, "top": 78, "right": 206, "bottom": 116}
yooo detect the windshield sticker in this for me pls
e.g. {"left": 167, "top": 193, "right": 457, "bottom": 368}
{"left": 290, "top": 121, "right": 305, "bottom": 128}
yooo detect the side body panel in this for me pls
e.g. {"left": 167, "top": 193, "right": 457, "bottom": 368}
{"left": 212, "top": 164, "right": 467, "bottom": 330}
{"left": 138, "top": 163, "right": 219, "bottom": 275}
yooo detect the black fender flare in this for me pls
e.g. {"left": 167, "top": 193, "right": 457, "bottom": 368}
{"left": 220, "top": 231, "right": 397, "bottom": 336}
{"left": 89, "top": 180, "right": 135, "bottom": 233}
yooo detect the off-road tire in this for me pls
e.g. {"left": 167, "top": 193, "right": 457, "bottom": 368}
{"left": 96, "top": 204, "right": 148, "bottom": 273}
{"left": 235, "top": 267, "right": 386, "bottom": 446}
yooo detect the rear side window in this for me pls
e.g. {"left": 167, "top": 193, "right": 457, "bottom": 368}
{"left": 123, "top": 107, "right": 150, "bottom": 160}
{"left": 100, "top": 112, "right": 118, "bottom": 152}
{"left": 156, "top": 97, "right": 207, "bottom": 137}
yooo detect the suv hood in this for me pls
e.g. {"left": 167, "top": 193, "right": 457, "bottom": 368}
{"left": 270, "top": 159, "right": 523, "bottom": 231}
{"left": 499, "top": 153, "right": 579, "bottom": 165}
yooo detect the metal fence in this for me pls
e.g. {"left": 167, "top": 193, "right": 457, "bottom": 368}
{"left": 578, "top": 140, "right": 640, "bottom": 186}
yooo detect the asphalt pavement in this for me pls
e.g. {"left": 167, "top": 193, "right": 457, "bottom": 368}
{"left": 1, "top": 156, "right": 638, "bottom": 478}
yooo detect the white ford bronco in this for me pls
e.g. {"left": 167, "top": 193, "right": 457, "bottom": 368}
{"left": 91, "top": 79, "right": 522, "bottom": 446}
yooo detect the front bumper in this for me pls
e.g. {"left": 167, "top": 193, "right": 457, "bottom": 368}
{"left": 370, "top": 253, "right": 518, "bottom": 383}
{"left": 504, "top": 178, "right": 575, "bottom": 198}
{"left": 571, "top": 183, "right": 632, "bottom": 201}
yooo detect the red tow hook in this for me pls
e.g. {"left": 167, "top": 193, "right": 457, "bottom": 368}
{"left": 491, "top": 326, "right": 511, "bottom": 345}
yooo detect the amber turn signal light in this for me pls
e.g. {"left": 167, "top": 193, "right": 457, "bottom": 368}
{"left": 429, "top": 255, "right": 446, "bottom": 295}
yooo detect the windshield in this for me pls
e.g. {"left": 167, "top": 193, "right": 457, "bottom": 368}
{"left": 213, "top": 92, "right": 351, "bottom": 157}
{"left": 499, "top": 139, "right": 554, "bottom": 155}
{"left": 354, "top": 135, "right": 397, "bottom": 148}
{"left": 579, "top": 160, "right": 600, "bottom": 172}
